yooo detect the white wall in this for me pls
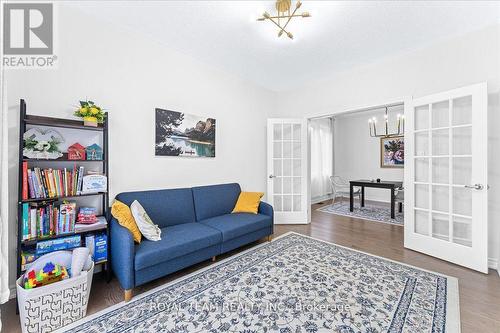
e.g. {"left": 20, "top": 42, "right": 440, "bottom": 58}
{"left": 333, "top": 107, "right": 404, "bottom": 203}
{"left": 4, "top": 5, "right": 499, "bottom": 294}
{"left": 4, "top": 4, "right": 274, "bottom": 290}
{"left": 272, "top": 25, "right": 500, "bottom": 266}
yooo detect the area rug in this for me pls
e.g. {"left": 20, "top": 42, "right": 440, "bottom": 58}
{"left": 63, "top": 232, "right": 459, "bottom": 333}
{"left": 317, "top": 201, "right": 404, "bottom": 226}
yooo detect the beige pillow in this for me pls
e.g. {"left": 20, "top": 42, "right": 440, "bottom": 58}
{"left": 130, "top": 200, "right": 162, "bottom": 241}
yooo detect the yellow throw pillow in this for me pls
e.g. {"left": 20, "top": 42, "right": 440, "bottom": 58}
{"left": 111, "top": 200, "right": 142, "bottom": 243}
{"left": 232, "top": 192, "right": 264, "bottom": 214}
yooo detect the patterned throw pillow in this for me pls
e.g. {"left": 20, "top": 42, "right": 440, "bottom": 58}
{"left": 111, "top": 200, "right": 142, "bottom": 243}
{"left": 130, "top": 200, "right": 162, "bottom": 241}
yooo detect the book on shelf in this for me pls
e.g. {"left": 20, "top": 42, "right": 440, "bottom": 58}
{"left": 85, "top": 233, "right": 107, "bottom": 262}
{"left": 36, "top": 235, "right": 81, "bottom": 256}
{"left": 23, "top": 165, "right": 86, "bottom": 200}
{"left": 22, "top": 162, "right": 28, "bottom": 200}
{"left": 21, "top": 250, "right": 36, "bottom": 271}
{"left": 21, "top": 201, "right": 77, "bottom": 241}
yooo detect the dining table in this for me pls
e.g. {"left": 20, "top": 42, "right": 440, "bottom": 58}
{"left": 349, "top": 180, "right": 403, "bottom": 219}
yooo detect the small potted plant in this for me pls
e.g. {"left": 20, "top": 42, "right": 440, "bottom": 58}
{"left": 74, "top": 100, "right": 105, "bottom": 127}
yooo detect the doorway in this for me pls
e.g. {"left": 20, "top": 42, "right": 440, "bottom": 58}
{"left": 310, "top": 103, "right": 406, "bottom": 226}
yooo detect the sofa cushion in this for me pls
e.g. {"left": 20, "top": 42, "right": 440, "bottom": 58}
{"left": 199, "top": 213, "right": 272, "bottom": 242}
{"left": 192, "top": 183, "right": 241, "bottom": 221}
{"left": 116, "top": 188, "right": 196, "bottom": 228}
{"left": 134, "top": 222, "right": 222, "bottom": 270}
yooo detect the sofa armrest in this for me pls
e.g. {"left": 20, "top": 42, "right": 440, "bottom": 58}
{"left": 258, "top": 201, "right": 273, "bottom": 217}
{"left": 258, "top": 201, "right": 274, "bottom": 234}
{"left": 110, "top": 218, "right": 135, "bottom": 290}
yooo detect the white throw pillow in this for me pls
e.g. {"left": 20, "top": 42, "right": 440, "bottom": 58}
{"left": 130, "top": 200, "right": 162, "bottom": 241}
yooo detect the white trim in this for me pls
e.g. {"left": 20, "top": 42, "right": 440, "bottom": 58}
{"left": 308, "top": 96, "right": 410, "bottom": 120}
{"left": 311, "top": 194, "right": 332, "bottom": 204}
{"left": 488, "top": 258, "right": 498, "bottom": 270}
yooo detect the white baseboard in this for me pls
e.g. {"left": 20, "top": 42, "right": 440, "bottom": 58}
{"left": 9, "top": 285, "right": 16, "bottom": 300}
{"left": 311, "top": 194, "right": 332, "bottom": 204}
{"left": 488, "top": 257, "right": 498, "bottom": 271}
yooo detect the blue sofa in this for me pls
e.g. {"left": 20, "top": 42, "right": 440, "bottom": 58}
{"left": 110, "top": 183, "right": 273, "bottom": 300}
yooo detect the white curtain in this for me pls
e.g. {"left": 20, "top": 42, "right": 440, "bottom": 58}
{"left": 0, "top": 78, "right": 9, "bottom": 305}
{"left": 310, "top": 118, "right": 333, "bottom": 201}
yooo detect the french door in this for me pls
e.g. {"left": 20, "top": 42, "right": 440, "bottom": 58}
{"left": 404, "top": 82, "right": 488, "bottom": 273}
{"left": 267, "top": 119, "right": 309, "bottom": 224}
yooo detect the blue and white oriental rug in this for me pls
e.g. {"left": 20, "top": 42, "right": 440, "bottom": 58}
{"left": 317, "top": 202, "right": 404, "bottom": 226}
{"left": 64, "top": 232, "right": 459, "bottom": 332}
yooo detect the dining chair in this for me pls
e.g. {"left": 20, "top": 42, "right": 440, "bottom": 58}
{"left": 395, "top": 184, "right": 404, "bottom": 213}
{"left": 330, "top": 176, "right": 361, "bottom": 206}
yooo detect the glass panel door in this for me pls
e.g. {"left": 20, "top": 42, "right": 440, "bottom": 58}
{"left": 268, "top": 119, "right": 309, "bottom": 224}
{"left": 405, "top": 83, "right": 488, "bottom": 273}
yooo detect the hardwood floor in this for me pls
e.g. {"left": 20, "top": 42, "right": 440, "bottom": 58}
{"left": 2, "top": 202, "right": 500, "bottom": 332}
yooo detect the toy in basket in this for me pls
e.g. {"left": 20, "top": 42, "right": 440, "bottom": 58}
{"left": 24, "top": 262, "right": 69, "bottom": 289}
{"left": 17, "top": 248, "right": 95, "bottom": 333}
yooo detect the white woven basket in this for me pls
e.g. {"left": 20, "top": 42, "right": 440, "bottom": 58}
{"left": 16, "top": 262, "right": 94, "bottom": 333}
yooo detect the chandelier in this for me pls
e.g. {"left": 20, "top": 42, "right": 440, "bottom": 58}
{"left": 368, "top": 107, "right": 405, "bottom": 138}
{"left": 257, "top": 0, "right": 311, "bottom": 40}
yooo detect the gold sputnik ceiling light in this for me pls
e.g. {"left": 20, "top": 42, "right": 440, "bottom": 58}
{"left": 257, "top": 0, "right": 311, "bottom": 40}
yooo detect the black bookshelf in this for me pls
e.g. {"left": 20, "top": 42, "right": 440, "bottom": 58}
{"left": 16, "top": 99, "right": 111, "bottom": 283}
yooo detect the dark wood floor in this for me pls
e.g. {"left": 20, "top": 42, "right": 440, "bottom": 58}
{"left": 2, "top": 202, "right": 500, "bottom": 332}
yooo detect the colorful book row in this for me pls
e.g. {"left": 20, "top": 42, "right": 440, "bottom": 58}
{"left": 21, "top": 202, "right": 77, "bottom": 240}
{"left": 22, "top": 162, "right": 85, "bottom": 200}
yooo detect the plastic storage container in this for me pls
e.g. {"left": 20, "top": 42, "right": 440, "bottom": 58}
{"left": 16, "top": 262, "right": 94, "bottom": 333}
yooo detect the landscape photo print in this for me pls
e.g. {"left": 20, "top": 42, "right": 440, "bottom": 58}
{"left": 155, "top": 108, "right": 216, "bottom": 157}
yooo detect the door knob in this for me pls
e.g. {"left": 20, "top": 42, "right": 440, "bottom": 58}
{"left": 464, "top": 184, "right": 484, "bottom": 190}
{"left": 269, "top": 175, "right": 276, "bottom": 179}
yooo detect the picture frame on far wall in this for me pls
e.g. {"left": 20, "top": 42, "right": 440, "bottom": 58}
{"left": 380, "top": 136, "right": 404, "bottom": 168}
{"left": 155, "top": 108, "right": 216, "bottom": 157}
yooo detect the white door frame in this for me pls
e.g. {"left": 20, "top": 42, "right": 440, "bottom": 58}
{"left": 306, "top": 96, "right": 412, "bottom": 208}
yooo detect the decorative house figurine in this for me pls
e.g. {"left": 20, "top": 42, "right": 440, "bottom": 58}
{"left": 86, "top": 144, "right": 103, "bottom": 160}
{"left": 68, "top": 143, "right": 86, "bottom": 160}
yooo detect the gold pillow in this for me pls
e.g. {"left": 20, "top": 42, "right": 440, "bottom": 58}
{"left": 232, "top": 192, "right": 264, "bottom": 214}
{"left": 111, "top": 200, "right": 142, "bottom": 243}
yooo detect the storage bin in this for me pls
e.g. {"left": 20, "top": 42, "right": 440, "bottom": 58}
{"left": 16, "top": 262, "right": 94, "bottom": 333}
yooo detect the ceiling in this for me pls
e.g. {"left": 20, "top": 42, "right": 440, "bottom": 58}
{"left": 76, "top": 1, "right": 500, "bottom": 91}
